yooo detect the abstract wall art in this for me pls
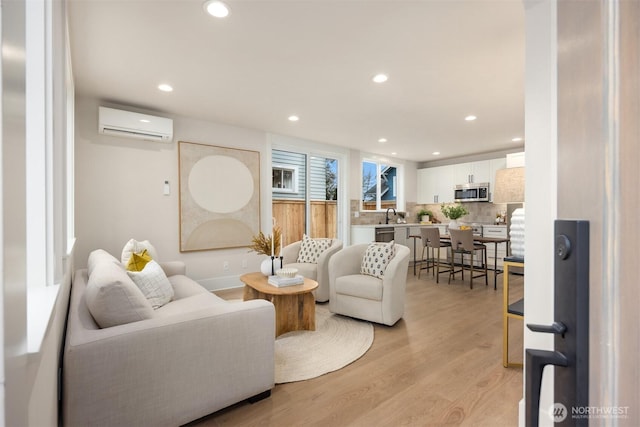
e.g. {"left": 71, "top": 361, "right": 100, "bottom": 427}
{"left": 179, "top": 141, "right": 261, "bottom": 251}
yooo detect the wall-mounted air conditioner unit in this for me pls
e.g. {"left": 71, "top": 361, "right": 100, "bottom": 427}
{"left": 98, "top": 106, "right": 173, "bottom": 142}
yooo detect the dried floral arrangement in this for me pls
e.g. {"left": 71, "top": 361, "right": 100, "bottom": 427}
{"left": 248, "top": 226, "right": 282, "bottom": 256}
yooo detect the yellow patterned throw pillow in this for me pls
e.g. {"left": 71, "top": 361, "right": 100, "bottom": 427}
{"left": 126, "top": 249, "right": 153, "bottom": 272}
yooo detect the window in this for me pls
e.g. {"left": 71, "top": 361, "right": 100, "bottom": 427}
{"left": 272, "top": 164, "right": 299, "bottom": 193}
{"left": 361, "top": 160, "right": 400, "bottom": 211}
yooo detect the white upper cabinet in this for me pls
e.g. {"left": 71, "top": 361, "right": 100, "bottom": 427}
{"left": 418, "top": 157, "right": 507, "bottom": 204}
{"left": 452, "top": 161, "right": 491, "bottom": 184}
{"left": 417, "top": 165, "right": 454, "bottom": 204}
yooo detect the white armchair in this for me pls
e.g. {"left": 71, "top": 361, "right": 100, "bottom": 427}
{"left": 281, "top": 238, "right": 343, "bottom": 302}
{"left": 328, "top": 243, "right": 410, "bottom": 326}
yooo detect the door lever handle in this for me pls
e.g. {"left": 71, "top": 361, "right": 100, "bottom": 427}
{"left": 525, "top": 349, "right": 569, "bottom": 427}
{"left": 527, "top": 321, "right": 567, "bottom": 337}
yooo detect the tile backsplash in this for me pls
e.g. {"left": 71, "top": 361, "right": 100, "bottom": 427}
{"left": 350, "top": 200, "right": 507, "bottom": 225}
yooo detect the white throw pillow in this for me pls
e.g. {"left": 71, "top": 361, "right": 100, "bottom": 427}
{"left": 361, "top": 241, "right": 396, "bottom": 279}
{"left": 85, "top": 259, "right": 155, "bottom": 328}
{"left": 121, "top": 239, "right": 159, "bottom": 265}
{"left": 127, "top": 260, "right": 174, "bottom": 309}
{"left": 296, "top": 234, "right": 332, "bottom": 264}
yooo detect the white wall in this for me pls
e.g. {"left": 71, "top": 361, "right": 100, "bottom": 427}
{"left": 75, "top": 97, "right": 275, "bottom": 290}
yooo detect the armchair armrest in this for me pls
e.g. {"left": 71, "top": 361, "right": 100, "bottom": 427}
{"left": 329, "top": 244, "right": 367, "bottom": 285}
{"left": 281, "top": 241, "right": 302, "bottom": 264}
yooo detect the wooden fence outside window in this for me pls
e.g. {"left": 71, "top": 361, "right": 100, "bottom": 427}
{"left": 273, "top": 200, "right": 337, "bottom": 246}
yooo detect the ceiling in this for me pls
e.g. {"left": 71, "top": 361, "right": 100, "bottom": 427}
{"left": 67, "top": 0, "right": 525, "bottom": 163}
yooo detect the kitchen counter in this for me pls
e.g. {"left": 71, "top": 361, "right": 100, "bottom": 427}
{"left": 351, "top": 223, "right": 441, "bottom": 228}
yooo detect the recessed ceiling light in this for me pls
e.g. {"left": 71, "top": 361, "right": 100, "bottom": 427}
{"left": 139, "top": 119, "right": 151, "bottom": 123}
{"left": 203, "top": 0, "right": 230, "bottom": 18}
{"left": 288, "top": 115, "right": 299, "bottom": 122}
{"left": 464, "top": 115, "right": 477, "bottom": 121}
{"left": 372, "top": 73, "right": 388, "bottom": 83}
{"left": 432, "top": 151, "right": 441, "bottom": 155}
{"left": 158, "top": 84, "right": 173, "bottom": 92}
{"left": 378, "top": 138, "right": 387, "bottom": 143}
{"left": 512, "top": 137, "right": 523, "bottom": 142}
{"left": 391, "top": 152, "right": 397, "bottom": 156}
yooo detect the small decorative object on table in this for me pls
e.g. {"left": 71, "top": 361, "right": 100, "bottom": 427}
{"left": 276, "top": 267, "right": 298, "bottom": 278}
{"left": 268, "top": 274, "right": 304, "bottom": 287}
{"left": 440, "top": 203, "right": 469, "bottom": 230}
{"left": 249, "top": 222, "right": 284, "bottom": 276}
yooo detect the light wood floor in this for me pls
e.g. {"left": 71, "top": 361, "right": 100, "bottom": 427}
{"left": 195, "top": 265, "right": 525, "bottom": 427}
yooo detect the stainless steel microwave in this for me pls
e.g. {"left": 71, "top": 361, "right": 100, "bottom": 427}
{"left": 454, "top": 183, "right": 490, "bottom": 202}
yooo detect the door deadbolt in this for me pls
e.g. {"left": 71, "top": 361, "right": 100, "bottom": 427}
{"left": 556, "top": 234, "right": 571, "bottom": 260}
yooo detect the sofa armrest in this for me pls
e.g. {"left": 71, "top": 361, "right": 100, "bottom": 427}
{"left": 64, "top": 298, "right": 275, "bottom": 426}
{"left": 158, "top": 260, "right": 186, "bottom": 277}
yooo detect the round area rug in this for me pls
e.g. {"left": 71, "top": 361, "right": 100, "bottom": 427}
{"left": 275, "top": 304, "right": 374, "bottom": 384}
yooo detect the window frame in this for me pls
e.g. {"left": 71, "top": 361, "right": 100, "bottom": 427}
{"left": 360, "top": 158, "right": 404, "bottom": 212}
{"left": 272, "top": 163, "right": 299, "bottom": 193}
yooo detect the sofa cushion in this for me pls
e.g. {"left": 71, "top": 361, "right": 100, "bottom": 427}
{"left": 360, "top": 241, "right": 395, "bottom": 279}
{"left": 296, "top": 234, "right": 332, "bottom": 264}
{"left": 334, "top": 274, "right": 383, "bottom": 301}
{"left": 127, "top": 260, "right": 174, "bottom": 309}
{"left": 87, "top": 249, "right": 121, "bottom": 277}
{"left": 154, "top": 292, "right": 224, "bottom": 318}
{"left": 85, "top": 259, "right": 154, "bottom": 328}
{"left": 126, "top": 249, "right": 153, "bottom": 272}
{"left": 121, "top": 239, "right": 159, "bottom": 265}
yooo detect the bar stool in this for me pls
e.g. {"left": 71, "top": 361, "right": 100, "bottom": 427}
{"left": 448, "top": 228, "right": 488, "bottom": 289}
{"left": 418, "top": 227, "right": 451, "bottom": 283}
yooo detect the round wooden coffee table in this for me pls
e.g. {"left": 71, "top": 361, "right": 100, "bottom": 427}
{"left": 240, "top": 272, "right": 318, "bottom": 337}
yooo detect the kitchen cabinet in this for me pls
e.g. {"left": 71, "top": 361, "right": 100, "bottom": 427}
{"left": 452, "top": 161, "right": 491, "bottom": 185}
{"left": 482, "top": 225, "right": 508, "bottom": 268}
{"left": 351, "top": 226, "right": 375, "bottom": 245}
{"left": 418, "top": 159, "right": 506, "bottom": 206}
{"left": 417, "top": 165, "right": 454, "bottom": 204}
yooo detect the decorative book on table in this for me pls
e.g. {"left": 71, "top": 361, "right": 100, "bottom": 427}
{"left": 268, "top": 275, "right": 304, "bottom": 287}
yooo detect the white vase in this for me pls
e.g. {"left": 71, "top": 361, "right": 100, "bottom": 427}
{"left": 448, "top": 219, "right": 460, "bottom": 230}
{"left": 260, "top": 257, "right": 283, "bottom": 276}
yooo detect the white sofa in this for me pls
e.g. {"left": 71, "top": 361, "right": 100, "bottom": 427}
{"left": 63, "top": 249, "right": 275, "bottom": 427}
{"left": 329, "top": 243, "right": 410, "bottom": 326}
{"left": 281, "top": 238, "right": 343, "bottom": 302}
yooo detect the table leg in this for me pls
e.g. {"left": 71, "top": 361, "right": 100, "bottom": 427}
{"left": 272, "top": 293, "right": 316, "bottom": 337}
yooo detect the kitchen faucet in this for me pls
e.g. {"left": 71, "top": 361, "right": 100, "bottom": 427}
{"left": 385, "top": 208, "right": 397, "bottom": 224}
